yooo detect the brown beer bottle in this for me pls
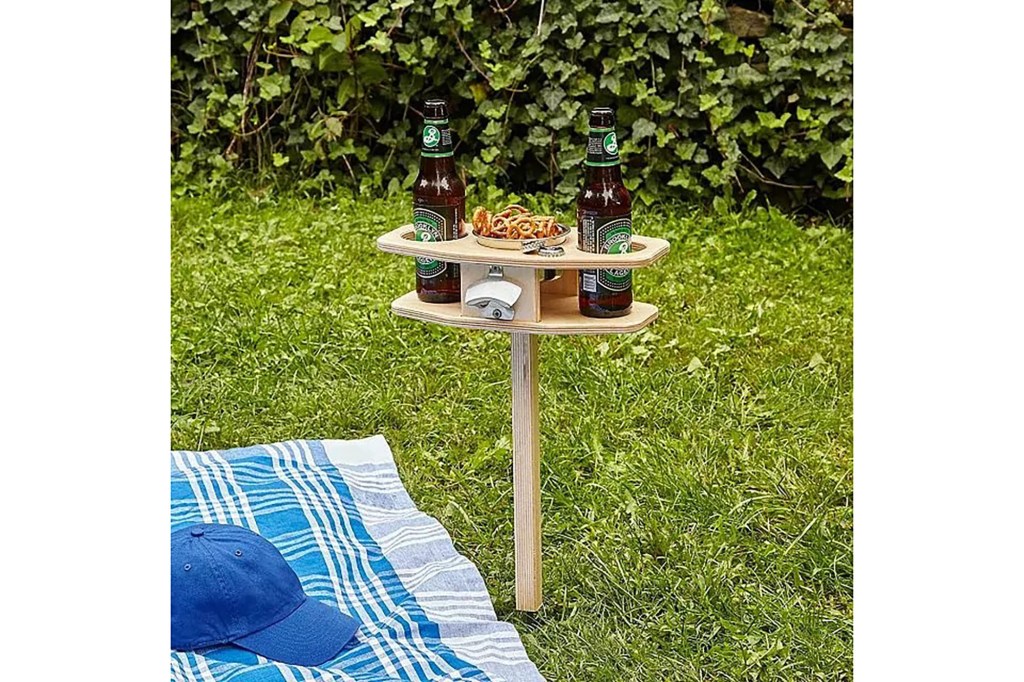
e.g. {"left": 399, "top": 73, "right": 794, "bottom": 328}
{"left": 413, "top": 99, "right": 464, "bottom": 303}
{"left": 578, "top": 107, "right": 632, "bottom": 318}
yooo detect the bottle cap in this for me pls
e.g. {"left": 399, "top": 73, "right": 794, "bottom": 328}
{"left": 423, "top": 99, "right": 449, "bottom": 119}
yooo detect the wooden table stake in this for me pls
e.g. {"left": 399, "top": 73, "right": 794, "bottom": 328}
{"left": 511, "top": 333, "right": 542, "bottom": 610}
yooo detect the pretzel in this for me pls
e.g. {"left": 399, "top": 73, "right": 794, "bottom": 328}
{"left": 471, "top": 204, "right": 562, "bottom": 239}
{"left": 471, "top": 206, "right": 491, "bottom": 235}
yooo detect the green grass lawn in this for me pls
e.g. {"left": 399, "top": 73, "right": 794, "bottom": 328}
{"left": 171, "top": 192, "right": 852, "bottom": 681}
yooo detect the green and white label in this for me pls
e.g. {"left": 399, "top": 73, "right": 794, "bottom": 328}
{"left": 421, "top": 117, "right": 453, "bottom": 158}
{"left": 413, "top": 205, "right": 460, "bottom": 279}
{"left": 603, "top": 132, "right": 618, "bottom": 155}
{"left": 579, "top": 212, "right": 632, "bottom": 294}
{"left": 586, "top": 126, "right": 620, "bottom": 167}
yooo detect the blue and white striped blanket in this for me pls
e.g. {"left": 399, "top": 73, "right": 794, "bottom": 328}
{"left": 171, "top": 437, "right": 543, "bottom": 682}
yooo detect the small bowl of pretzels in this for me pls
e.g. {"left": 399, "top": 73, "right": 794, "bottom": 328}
{"left": 470, "top": 204, "right": 571, "bottom": 250}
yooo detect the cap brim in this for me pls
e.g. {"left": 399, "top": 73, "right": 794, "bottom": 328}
{"left": 232, "top": 597, "right": 360, "bottom": 666}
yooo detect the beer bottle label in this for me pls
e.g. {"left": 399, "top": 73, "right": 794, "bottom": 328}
{"left": 579, "top": 211, "right": 632, "bottom": 294}
{"left": 421, "top": 117, "right": 454, "bottom": 158}
{"left": 413, "top": 205, "right": 461, "bottom": 279}
{"left": 585, "top": 127, "right": 620, "bottom": 167}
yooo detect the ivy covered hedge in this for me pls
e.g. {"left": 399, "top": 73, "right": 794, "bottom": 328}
{"left": 172, "top": 0, "right": 852, "bottom": 206}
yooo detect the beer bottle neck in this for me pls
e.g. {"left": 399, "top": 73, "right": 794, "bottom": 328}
{"left": 584, "top": 125, "right": 622, "bottom": 182}
{"left": 585, "top": 163, "right": 623, "bottom": 185}
{"left": 421, "top": 156, "right": 456, "bottom": 174}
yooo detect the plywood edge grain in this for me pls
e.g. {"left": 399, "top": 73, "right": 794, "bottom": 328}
{"left": 390, "top": 291, "right": 659, "bottom": 335}
{"left": 377, "top": 225, "right": 669, "bottom": 270}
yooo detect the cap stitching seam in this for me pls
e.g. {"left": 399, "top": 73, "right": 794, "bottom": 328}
{"left": 187, "top": 538, "right": 240, "bottom": 648}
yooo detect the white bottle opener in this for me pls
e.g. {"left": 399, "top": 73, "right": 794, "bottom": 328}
{"left": 465, "top": 266, "right": 522, "bottom": 321}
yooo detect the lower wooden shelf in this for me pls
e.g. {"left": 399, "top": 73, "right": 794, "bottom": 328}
{"left": 390, "top": 290, "right": 659, "bottom": 335}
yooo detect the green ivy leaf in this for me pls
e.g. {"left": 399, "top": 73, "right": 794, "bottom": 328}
{"left": 319, "top": 47, "right": 350, "bottom": 72}
{"left": 541, "top": 86, "right": 565, "bottom": 111}
{"left": 763, "top": 156, "right": 788, "bottom": 178}
{"left": 358, "top": 2, "right": 390, "bottom": 26}
{"left": 454, "top": 5, "right": 473, "bottom": 28}
{"left": 336, "top": 77, "right": 356, "bottom": 106}
{"left": 305, "top": 24, "right": 332, "bottom": 47}
{"left": 650, "top": 35, "right": 670, "bottom": 60}
{"left": 330, "top": 31, "right": 348, "bottom": 53}
{"left": 756, "top": 111, "right": 790, "bottom": 129}
{"left": 395, "top": 42, "right": 417, "bottom": 65}
{"left": 268, "top": 1, "right": 292, "bottom": 27}
{"left": 288, "top": 14, "right": 308, "bottom": 40}
{"left": 469, "top": 82, "right": 488, "bottom": 103}
{"left": 527, "top": 126, "right": 550, "bottom": 147}
{"left": 632, "top": 118, "right": 657, "bottom": 139}
{"left": 600, "top": 72, "right": 621, "bottom": 95}
{"left": 366, "top": 31, "right": 392, "bottom": 53}
{"left": 324, "top": 117, "right": 343, "bottom": 136}
{"left": 257, "top": 73, "right": 288, "bottom": 98}
{"left": 675, "top": 141, "right": 697, "bottom": 161}
{"left": 669, "top": 168, "right": 695, "bottom": 188}
{"left": 224, "top": 0, "right": 250, "bottom": 14}
{"left": 708, "top": 104, "right": 734, "bottom": 130}
{"left": 836, "top": 156, "right": 853, "bottom": 183}
{"left": 819, "top": 141, "right": 844, "bottom": 169}
{"left": 355, "top": 55, "right": 388, "bottom": 84}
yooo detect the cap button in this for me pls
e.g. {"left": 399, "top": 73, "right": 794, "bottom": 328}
{"left": 190, "top": 528, "right": 205, "bottom": 537}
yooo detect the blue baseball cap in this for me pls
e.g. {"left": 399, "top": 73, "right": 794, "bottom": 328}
{"left": 171, "top": 523, "right": 360, "bottom": 666}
